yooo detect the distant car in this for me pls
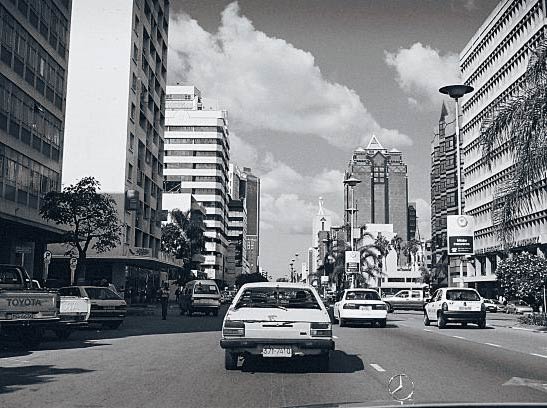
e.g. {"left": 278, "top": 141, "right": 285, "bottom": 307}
{"left": 505, "top": 300, "right": 533, "bottom": 314}
{"left": 179, "top": 280, "right": 221, "bottom": 316}
{"left": 483, "top": 299, "right": 498, "bottom": 313}
{"left": 424, "top": 288, "right": 486, "bottom": 329}
{"left": 220, "top": 282, "right": 334, "bottom": 371}
{"left": 333, "top": 289, "right": 388, "bottom": 327}
{"left": 60, "top": 286, "right": 127, "bottom": 329}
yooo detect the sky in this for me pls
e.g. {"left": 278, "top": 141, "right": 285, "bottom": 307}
{"left": 167, "top": 0, "right": 499, "bottom": 280}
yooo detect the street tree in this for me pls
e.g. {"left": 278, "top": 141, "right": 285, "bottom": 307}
{"left": 496, "top": 252, "right": 547, "bottom": 310}
{"left": 236, "top": 272, "right": 268, "bottom": 286}
{"left": 391, "top": 235, "right": 403, "bottom": 266}
{"left": 480, "top": 39, "right": 547, "bottom": 246}
{"left": 40, "top": 176, "right": 121, "bottom": 283}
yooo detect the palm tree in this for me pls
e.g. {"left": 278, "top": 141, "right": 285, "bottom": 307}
{"left": 391, "top": 235, "right": 404, "bottom": 266}
{"left": 373, "top": 235, "right": 391, "bottom": 288}
{"left": 403, "top": 239, "right": 422, "bottom": 267}
{"left": 480, "top": 38, "right": 547, "bottom": 246}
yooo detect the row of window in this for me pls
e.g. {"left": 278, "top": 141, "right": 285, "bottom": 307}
{"left": 7, "top": 0, "right": 69, "bottom": 60}
{"left": 164, "top": 162, "right": 226, "bottom": 170}
{"left": 1, "top": 5, "right": 66, "bottom": 110}
{"left": 165, "top": 125, "right": 227, "bottom": 134}
{"left": 0, "top": 74, "right": 62, "bottom": 162}
{"left": 164, "top": 150, "right": 225, "bottom": 158}
{"left": 0, "top": 141, "right": 59, "bottom": 208}
{"left": 164, "top": 175, "right": 224, "bottom": 184}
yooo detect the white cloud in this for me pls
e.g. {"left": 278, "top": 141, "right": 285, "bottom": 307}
{"left": 385, "top": 43, "right": 460, "bottom": 108}
{"left": 168, "top": 2, "right": 412, "bottom": 147}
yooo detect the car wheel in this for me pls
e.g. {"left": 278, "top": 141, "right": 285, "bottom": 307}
{"left": 478, "top": 318, "right": 486, "bottom": 329}
{"left": 438, "top": 313, "right": 447, "bottom": 329}
{"left": 225, "top": 350, "right": 238, "bottom": 370}
{"left": 378, "top": 319, "right": 387, "bottom": 328}
{"left": 54, "top": 328, "right": 72, "bottom": 340}
{"left": 423, "top": 313, "right": 431, "bottom": 326}
{"left": 385, "top": 303, "right": 393, "bottom": 313}
{"left": 339, "top": 318, "right": 346, "bottom": 327}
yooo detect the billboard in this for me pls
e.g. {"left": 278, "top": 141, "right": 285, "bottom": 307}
{"left": 345, "top": 251, "right": 360, "bottom": 273}
{"left": 447, "top": 215, "right": 474, "bottom": 255}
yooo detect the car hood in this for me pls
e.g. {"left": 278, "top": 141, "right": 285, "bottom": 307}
{"left": 225, "top": 306, "right": 330, "bottom": 323}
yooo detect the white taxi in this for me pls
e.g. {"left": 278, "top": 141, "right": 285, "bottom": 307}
{"left": 220, "top": 282, "right": 334, "bottom": 371}
{"left": 424, "top": 287, "right": 486, "bottom": 329}
{"left": 333, "top": 289, "right": 388, "bottom": 327}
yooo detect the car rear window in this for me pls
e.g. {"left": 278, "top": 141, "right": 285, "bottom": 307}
{"left": 446, "top": 290, "right": 480, "bottom": 301}
{"left": 59, "top": 287, "right": 81, "bottom": 297}
{"left": 85, "top": 288, "right": 121, "bottom": 300}
{"left": 0, "top": 266, "right": 23, "bottom": 286}
{"left": 235, "top": 287, "right": 321, "bottom": 309}
{"left": 193, "top": 284, "right": 218, "bottom": 294}
{"left": 346, "top": 291, "right": 380, "bottom": 301}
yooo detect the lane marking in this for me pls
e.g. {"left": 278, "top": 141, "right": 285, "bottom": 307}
{"left": 530, "top": 353, "right": 547, "bottom": 359}
{"left": 512, "top": 327, "right": 535, "bottom": 332}
{"left": 333, "top": 335, "right": 338, "bottom": 339}
{"left": 370, "top": 363, "right": 386, "bottom": 372}
{"left": 424, "top": 329, "right": 433, "bottom": 332}
{"left": 451, "top": 335, "right": 466, "bottom": 339}
{"left": 484, "top": 342, "right": 502, "bottom": 348}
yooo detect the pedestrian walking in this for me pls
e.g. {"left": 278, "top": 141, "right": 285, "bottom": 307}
{"left": 159, "top": 282, "right": 170, "bottom": 320}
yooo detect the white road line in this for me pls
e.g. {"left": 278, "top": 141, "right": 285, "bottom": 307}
{"left": 530, "top": 353, "right": 547, "bottom": 359}
{"left": 332, "top": 335, "right": 338, "bottom": 339}
{"left": 451, "top": 335, "right": 466, "bottom": 340}
{"left": 512, "top": 327, "right": 535, "bottom": 332}
{"left": 424, "top": 329, "right": 433, "bottom": 332}
{"left": 484, "top": 343, "right": 502, "bottom": 348}
{"left": 370, "top": 363, "right": 386, "bottom": 372}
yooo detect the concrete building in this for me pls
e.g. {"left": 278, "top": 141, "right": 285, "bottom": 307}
{"left": 0, "top": 0, "right": 71, "bottom": 278}
{"left": 239, "top": 167, "right": 260, "bottom": 273}
{"left": 407, "top": 202, "right": 417, "bottom": 240}
{"left": 55, "top": 0, "right": 177, "bottom": 294}
{"left": 163, "top": 85, "right": 230, "bottom": 280}
{"left": 459, "top": 0, "right": 547, "bottom": 297}
{"left": 431, "top": 101, "right": 462, "bottom": 285}
{"left": 345, "top": 135, "right": 409, "bottom": 241}
{"left": 226, "top": 198, "right": 248, "bottom": 284}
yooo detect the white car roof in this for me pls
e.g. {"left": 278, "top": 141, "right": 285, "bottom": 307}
{"left": 240, "top": 282, "right": 315, "bottom": 289}
{"left": 345, "top": 288, "right": 378, "bottom": 292}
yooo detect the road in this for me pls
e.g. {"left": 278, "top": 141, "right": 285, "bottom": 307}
{"left": 1, "top": 306, "right": 546, "bottom": 407}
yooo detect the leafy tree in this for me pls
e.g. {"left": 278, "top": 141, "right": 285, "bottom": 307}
{"left": 496, "top": 252, "right": 547, "bottom": 310}
{"left": 236, "top": 272, "right": 268, "bottom": 287}
{"left": 40, "top": 177, "right": 121, "bottom": 283}
{"left": 161, "top": 209, "right": 205, "bottom": 281}
{"left": 480, "top": 39, "right": 547, "bottom": 246}
{"left": 391, "top": 235, "right": 403, "bottom": 266}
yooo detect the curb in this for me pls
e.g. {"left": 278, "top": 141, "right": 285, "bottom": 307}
{"left": 508, "top": 326, "right": 547, "bottom": 334}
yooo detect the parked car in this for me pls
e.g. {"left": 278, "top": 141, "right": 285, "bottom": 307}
{"left": 333, "top": 288, "right": 388, "bottom": 327}
{"left": 382, "top": 289, "right": 428, "bottom": 312}
{"left": 220, "top": 282, "right": 334, "bottom": 371}
{"left": 179, "top": 280, "right": 221, "bottom": 316}
{"left": 60, "top": 286, "right": 127, "bottom": 329}
{"left": 424, "top": 287, "right": 486, "bottom": 329}
{"left": 505, "top": 299, "right": 533, "bottom": 314}
{"left": 56, "top": 287, "right": 91, "bottom": 339}
{"left": 482, "top": 299, "right": 498, "bottom": 313}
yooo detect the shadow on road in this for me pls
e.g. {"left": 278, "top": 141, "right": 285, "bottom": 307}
{"left": 240, "top": 350, "right": 365, "bottom": 374}
{"left": 0, "top": 365, "right": 93, "bottom": 395}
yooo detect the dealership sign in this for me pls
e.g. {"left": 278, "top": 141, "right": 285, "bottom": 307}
{"left": 345, "top": 251, "right": 360, "bottom": 273}
{"left": 447, "top": 215, "right": 474, "bottom": 255}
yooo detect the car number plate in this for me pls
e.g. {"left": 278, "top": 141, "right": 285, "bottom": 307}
{"left": 262, "top": 346, "right": 292, "bottom": 358}
{"left": 103, "top": 306, "right": 115, "bottom": 310}
{"left": 359, "top": 306, "right": 372, "bottom": 311}
{"left": 10, "top": 313, "right": 34, "bottom": 319}
{"left": 459, "top": 306, "right": 472, "bottom": 311}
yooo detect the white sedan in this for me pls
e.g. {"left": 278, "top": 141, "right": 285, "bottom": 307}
{"left": 333, "top": 289, "right": 388, "bottom": 327}
{"left": 220, "top": 282, "right": 334, "bottom": 371}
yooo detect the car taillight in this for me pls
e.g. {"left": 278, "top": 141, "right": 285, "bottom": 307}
{"left": 372, "top": 304, "right": 387, "bottom": 310}
{"left": 223, "top": 320, "right": 245, "bottom": 337}
{"left": 442, "top": 302, "right": 448, "bottom": 311}
{"left": 343, "top": 303, "right": 358, "bottom": 309}
{"left": 310, "top": 322, "right": 332, "bottom": 337}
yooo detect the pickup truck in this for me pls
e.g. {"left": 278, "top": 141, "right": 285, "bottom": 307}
{"left": 55, "top": 287, "right": 91, "bottom": 339}
{"left": 0, "top": 264, "right": 60, "bottom": 348}
{"left": 382, "top": 289, "right": 430, "bottom": 312}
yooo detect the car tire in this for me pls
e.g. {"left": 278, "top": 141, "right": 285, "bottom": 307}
{"left": 225, "top": 351, "right": 238, "bottom": 370}
{"left": 385, "top": 303, "right": 393, "bottom": 313}
{"left": 339, "top": 318, "right": 346, "bottom": 327}
{"left": 478, "top": 318, "right": 486, "bottom": 329}
{"left": 378, "top": 319, "right": 387, "bottom": 328}
{"left": 54, "top": 328, "right": 72, "bottom": 340}
{"left": 438, "top": 313, "right": 447, "bottom": 329}
{"left": 424, "top": 313, "right": 431, "bottom": 326}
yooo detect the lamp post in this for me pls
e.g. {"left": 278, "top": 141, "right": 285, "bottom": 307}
{"left": 344, "top": 176, "right": 361, "bottom": 288}
{"left": 439, "top": 84, "right": 474, "bottom": 288}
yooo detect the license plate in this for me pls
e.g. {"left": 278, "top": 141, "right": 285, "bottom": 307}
{"left": 103, "top": 306, "right": 115, "bottom": 310}
{"left": 10, "top": 313, "right": 34, "bottom": 319}
{"left": 459, "top": 306, "right": 471, "bottom": 311}
{"left": 262, "top": 346, "right": 292, "bottom": 358}
{"left": 359, "top": 306, "right": 372, "bottom": 311}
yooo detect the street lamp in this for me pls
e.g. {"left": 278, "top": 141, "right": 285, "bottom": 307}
{"left": 439, "top": 84, "right": 474, "bottom": 288}
{"left": 344, "top": 176, "right": 361, "bottom": 288}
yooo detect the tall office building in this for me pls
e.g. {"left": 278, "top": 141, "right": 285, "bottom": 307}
{"left": 240, "top": 167, "right": 260, "bottom": 273}
{"left": 460, "top": 0, "right": 547, "bottom": 296}
{"left": 344, "top": 135, "right": 409, "bottom": 240}
{"left": 431, "top": 101, "right": 460, "bottom": 284}
{"left": 226, "top": 198, "right": 248, "bottom": 283}
{"left": 163, "top": 85, "right": 230, "bottom": 280}
{"left": 0, "top": 0, "right": 71, "bottom": 278}
{"left": 58, "top": 0, "right": 174, "bottom": 291}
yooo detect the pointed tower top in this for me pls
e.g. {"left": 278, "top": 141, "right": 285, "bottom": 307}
{"left": 366, "top": 134, "right": 385, "bottom": 151}
{"left": 318, "top": 197, "right": 325, "bottom": 215}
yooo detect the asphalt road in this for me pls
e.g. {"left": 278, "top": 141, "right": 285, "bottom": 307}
{"left": 1, "top": 306, "right": 546, "bottom": 408}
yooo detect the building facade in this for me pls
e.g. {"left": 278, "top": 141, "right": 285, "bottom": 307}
{"left": 226, "top": 198, "right": 248, "bottom": 284}
{"left": 57, "top": 0, "right": 175, "bottom": 295}
{"left": 345, "top": 135, "right": 409, "bottom": 241}
{"left": 239, "top": 167, "right": 259, "bottom": 273}
{"left": 163, "top": 85, "right": 230, "bottom": 280}
{"left": 0, "top": 0, "right": 71, "bottom": 279}
{"left": 460, "top": 0, "right": 547, "bottom": 297}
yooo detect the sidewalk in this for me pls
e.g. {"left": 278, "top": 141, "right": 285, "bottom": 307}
{"left": 487, "top": 313, "right": 547, "bottom": 333}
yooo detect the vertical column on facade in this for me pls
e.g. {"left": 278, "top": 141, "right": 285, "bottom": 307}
{"left": 467, "top": 258, "right": 476, "bottom": 278}
{"left": 475, "top": 256, "right": 482, "bottom": 277}
{"left": 484, "top": 256, "right": 492, "bottom": 276}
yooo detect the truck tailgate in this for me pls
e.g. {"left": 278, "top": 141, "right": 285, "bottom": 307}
{"left": 0, "top": 291, "right": 58, "bottom": 320}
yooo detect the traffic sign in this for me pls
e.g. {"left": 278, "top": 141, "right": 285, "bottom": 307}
{"left": 447, "top": 215, "right": 474, "bottom": 255}
{"left": 70, "top": 257, "right": 78, "bottom": 268}
{"left": 44, "top": 250, "right": 52, "bottom": 262}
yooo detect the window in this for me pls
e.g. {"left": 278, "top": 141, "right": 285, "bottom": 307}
{"left": 134, "top": 15, "right": 140, "bottom": 35}
{"left": 127, "top": 163, "right": 133, "bottom": 181}
{"left": 130, "top": 103, "right": 136, "bottom": 121}
{"left": 129, "top": 133, "right": 135, "bottom": 150}
{"left": 39, "top": 57, "right": 45, "bottom": 77}
{"left": 133, "top": 43, "right": 138, "bottom": 61}
{"left": 131, "top": 73, "right": 137, "bottom": 91}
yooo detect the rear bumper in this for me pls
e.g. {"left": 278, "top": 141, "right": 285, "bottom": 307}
{"left": 88, "top": 312, "right": 126, "bottom": 323}
{"left": 0, "top": 318, "right": 60, "bottom": 333}
{"left": 220, "top": 337, "right": 335, "bottom": 355}
{"left": 339, "top": 310, "right": 387, "bottom": 320}
{"left": 443, "top": 311, "right": 485, "bottom": 322}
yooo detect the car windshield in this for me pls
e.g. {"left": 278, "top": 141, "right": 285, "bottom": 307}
{"left": 346, "top": 291, "right": 381, "bottom": 301}
{"left": 193, "top": 284, "right": 218, "bottom": 294}
{"left": 235, "top": 287, "right": 321, "bottom": 309}
{"left": 84, "top": 288, "right": 121, "bottom": 300}
{"left": 446, "top": 290, "right": 480, "bottom": 301}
